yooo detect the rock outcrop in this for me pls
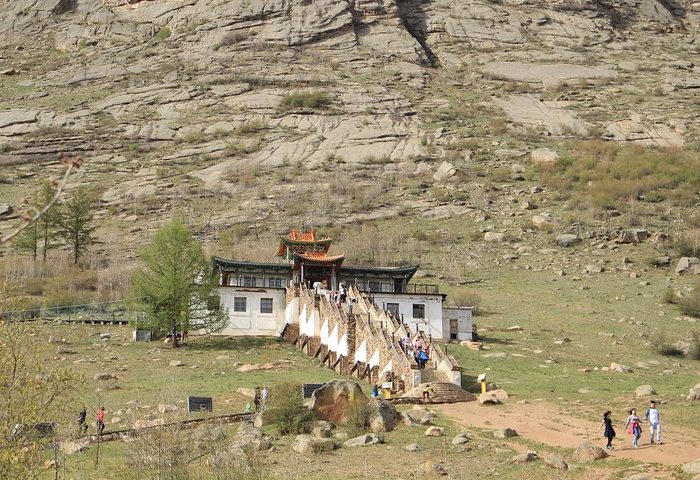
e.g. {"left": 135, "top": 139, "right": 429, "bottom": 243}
{"left": 309, "top": 380, "right": 368, "bottom": 424}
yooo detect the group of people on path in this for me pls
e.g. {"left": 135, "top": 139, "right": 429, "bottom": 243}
{"left": 77, "top": 406, "right": 106, "bottom": 436}
{"left": 599, "top": 400, "right": 662, "bottom": 450}
{"left": 400, "top": 334, "right": 430, "bottom": 369}
{"left": 246, "top": 386, "right": 269, "bottom": 413}
{"left": 329, "top": 284, "right": 355, "bottom": 315}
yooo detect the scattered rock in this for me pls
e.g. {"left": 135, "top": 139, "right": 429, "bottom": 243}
{"left": 544, "top": 453, "right": 568, "bottom": 470}
{"left": 573, "top": 442, "right": 608, "bottom": 461}
{"left": 424, "top": 426, "right": 444, "bottom": 437}
{"left": 610, "top": 363, "right": 633, "bottom": 373}
{"left": 99, "top": 333, "right": 111, "bottom": 340}
{"left": 479, "top": 392, "right": 502, "bottom": 405}
{"left": 512, "top": 451, "right": 538, "bottom": 463}
{"left": 367, "top": 398, "right": 399, "bottom": 433}
{"left": 420, "top": 461, "right": 448, "bottom": 476}
{"left": 484, "top": 232, "right": 506, "bottom": 242}
{"left": 531, "top": 148, "right": 560, "bottom": 164}
{"left": 405, "top": 443, "right": 422, "bottom": 452}
{"left": 236, "top": 387, "right": 255, "bottom": 398}
{"left": 556, "top": 234, "right": 580, "bottom": 247}
{"left": 635, "top": 385, "right": 656, "bottom": 397}
{"left": 93, "top": 373, "right": 116, "bottom": 381}
{"left": 168, "top": 360, "right": 183, "bottom": 367}
{"left": 493, "top": 428, "right": 518, "bottom": 438}
{"left": 451, "top": 432, "right": 471, "bottom": 445}
{"left": 311, "top": 420, "right": 333, "bottom": 438}
{"left": 401, "top": 407, "right": 437, "bottom": 426}
{"left": 232, "top": 421, "right": 272, "bottom": 451}
{"left": 433, "top": 161, "right": 466, "bottom": 183}
{"left": 235, "top": 364, "right": 260, "bottom": 372}
{"left": 676, "top": 257, "right": 700, "bottom": 275}
{"left": 343, "top": 433, "right": 381, "bottom": 447}
{"left": 157, "top": 404, "right": 177, "bottom": 413}
{"left": 507, "top": 325, "right": 523, "bottom": 331}
{"left": 291, "top": 434, "right": 336, "bottom": 454}
{"left": 688, "top": 384, "right": 700, "bottom": 402}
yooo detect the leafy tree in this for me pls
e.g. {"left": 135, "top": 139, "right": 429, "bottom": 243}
{"left": 131, "top": 219, "right": 227, "bottom": 347}
{"left": 14, "top": 182, "right": 61, "bottom": 261}
{"left": 0, "top": 283, "right": 81, "bottom": 479}
{"left": 56, "top": 187, "right": 97, "bottom": 264}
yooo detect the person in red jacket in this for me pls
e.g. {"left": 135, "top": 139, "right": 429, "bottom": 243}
{"left": 96, "top": 407, "right": 106, "bottom": 435}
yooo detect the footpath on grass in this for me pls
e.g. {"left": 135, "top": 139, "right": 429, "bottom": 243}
{"left": 438, "top": 401, "right": 700, "bottom": 466}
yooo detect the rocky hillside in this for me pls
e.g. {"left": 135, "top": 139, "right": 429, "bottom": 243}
{"left": 0, "top": 0, "right": 699, "bottom": 272}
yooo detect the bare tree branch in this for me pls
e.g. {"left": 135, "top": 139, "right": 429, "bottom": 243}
{"left": 0, "top": 155, "right": 83, "bottom": 245}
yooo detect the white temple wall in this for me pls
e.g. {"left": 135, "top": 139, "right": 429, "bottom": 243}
{"left": 218, "top": 288, "right": 286, "bottom": 336}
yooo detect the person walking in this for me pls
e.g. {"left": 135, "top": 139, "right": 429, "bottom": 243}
{"left": 598, "top": 411, "right": 616, "bottom": 450}
{"left": 253, "top": 387, "right": 261, "bottom": 412}
{"left": 644, "top": 400, "right": 662, "bottom": 445}
{"left": 372, "top": 385, "right": 379, "bottom": 398}
{"left": 418, "top": 349, "right": 429, "bottom": 370}
{"left": 261, "top": 386, "right": 269, "bottom": 412}
{"left": 77, "top": 408, "right": 88, "bottom": 435}
{"left": 624, "top": 408, "right": 642, "bottom": 448}
{"left": 96, "top": 407, "right": 106, "bottom": 436}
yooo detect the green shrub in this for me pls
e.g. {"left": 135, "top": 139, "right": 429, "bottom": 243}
{"left": 343, "top": 401, "right": 372, "bottom": 437}
{"left": 279, "top": 92, "right": 331, "bottom": 111}
{"left": 155, "top": 27, "right": 171, "bottom": 40}
{"left": 650, "top": 328, "right": 684, "bottom": 357}
{"left": 267, "top": 382, "right": 312, "bottom": 434}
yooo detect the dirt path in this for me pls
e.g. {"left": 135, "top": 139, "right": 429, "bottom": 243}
{"left": 437, "top": 401, "right": 700, "bottom": 466}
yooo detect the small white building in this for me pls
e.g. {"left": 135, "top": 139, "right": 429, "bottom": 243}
{"left": 213, "top": 230, "right": 473, "bottom": 341}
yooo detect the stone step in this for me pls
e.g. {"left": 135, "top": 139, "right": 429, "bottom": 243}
{"left": 402, "top": 382, "right": 476, "bottom": 404}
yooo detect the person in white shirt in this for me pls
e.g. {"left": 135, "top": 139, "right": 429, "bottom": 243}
{"left": 643, "top": 400, "right": 661, "bottom": 445}
{"left": 261, "top": 386, "right": 269, "bottom": 411}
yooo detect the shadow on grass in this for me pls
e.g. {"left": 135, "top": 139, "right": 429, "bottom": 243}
{"left": 178, "top": 336, "right": 279, "bottom": 351}
{"left": 477, "top": 335, "right": 515, "bottom": 346}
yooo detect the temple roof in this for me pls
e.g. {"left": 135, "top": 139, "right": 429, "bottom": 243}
{"left": 275, "top": 229, "right": 333, "bottom": 257}
{"left": 293, "top": 252, "right": 345, "bottom": 267}
{"left": 212, "top": 257, "right": 293, "bottom": 272}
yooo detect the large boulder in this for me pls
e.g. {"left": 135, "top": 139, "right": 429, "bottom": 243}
{"left": 291, "top": 434, "right": 337, "bottom": 454}
{"left": 367, "top": 398, "right": 399, "bottom": 433}
{"left": 635, "top": 385, "right": 656, "bottom": 397}
{"left": 343, "top": 433, "right": 381, "bottom": 448}
{"left": 676, "top": 257, "right": 700, "bottom": 275}
{"left": 573, "top": 442, "right": 608, "bottom": 461}
{"left": 401, "top": 406, "right": 437, "bottom": 426}
{"left": 309, "top": 380, "right": 368, "bottom": 424}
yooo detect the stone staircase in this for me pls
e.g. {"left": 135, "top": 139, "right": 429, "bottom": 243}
{"left": 282, "top": 282, "right": 463, "bottom": 392}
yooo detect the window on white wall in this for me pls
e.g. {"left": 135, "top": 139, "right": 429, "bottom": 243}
{"left": 386, "top": 303, "right": 399, "bottom": 317}
{"left": 412, "top": 304, "right": 425, "bottom": 319}
{"left": 260, "top": 298, "right": 273, "bottom": 314}
{"left": 234, "top": 297, "right": 247, "bottom": 312}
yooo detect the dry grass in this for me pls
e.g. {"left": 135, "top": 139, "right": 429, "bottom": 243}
{"left": 536, "top": 142, "right": 699, "bottom": 209}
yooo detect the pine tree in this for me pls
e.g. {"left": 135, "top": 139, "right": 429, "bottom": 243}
{"left": 14, "top": 182, "right": 60, "bottom": 261}
{"left": 130, "top": 219, "right": 227, "bottom": 347}
{"left": 56, "top": 187, "right": 97, "bottom": 264}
